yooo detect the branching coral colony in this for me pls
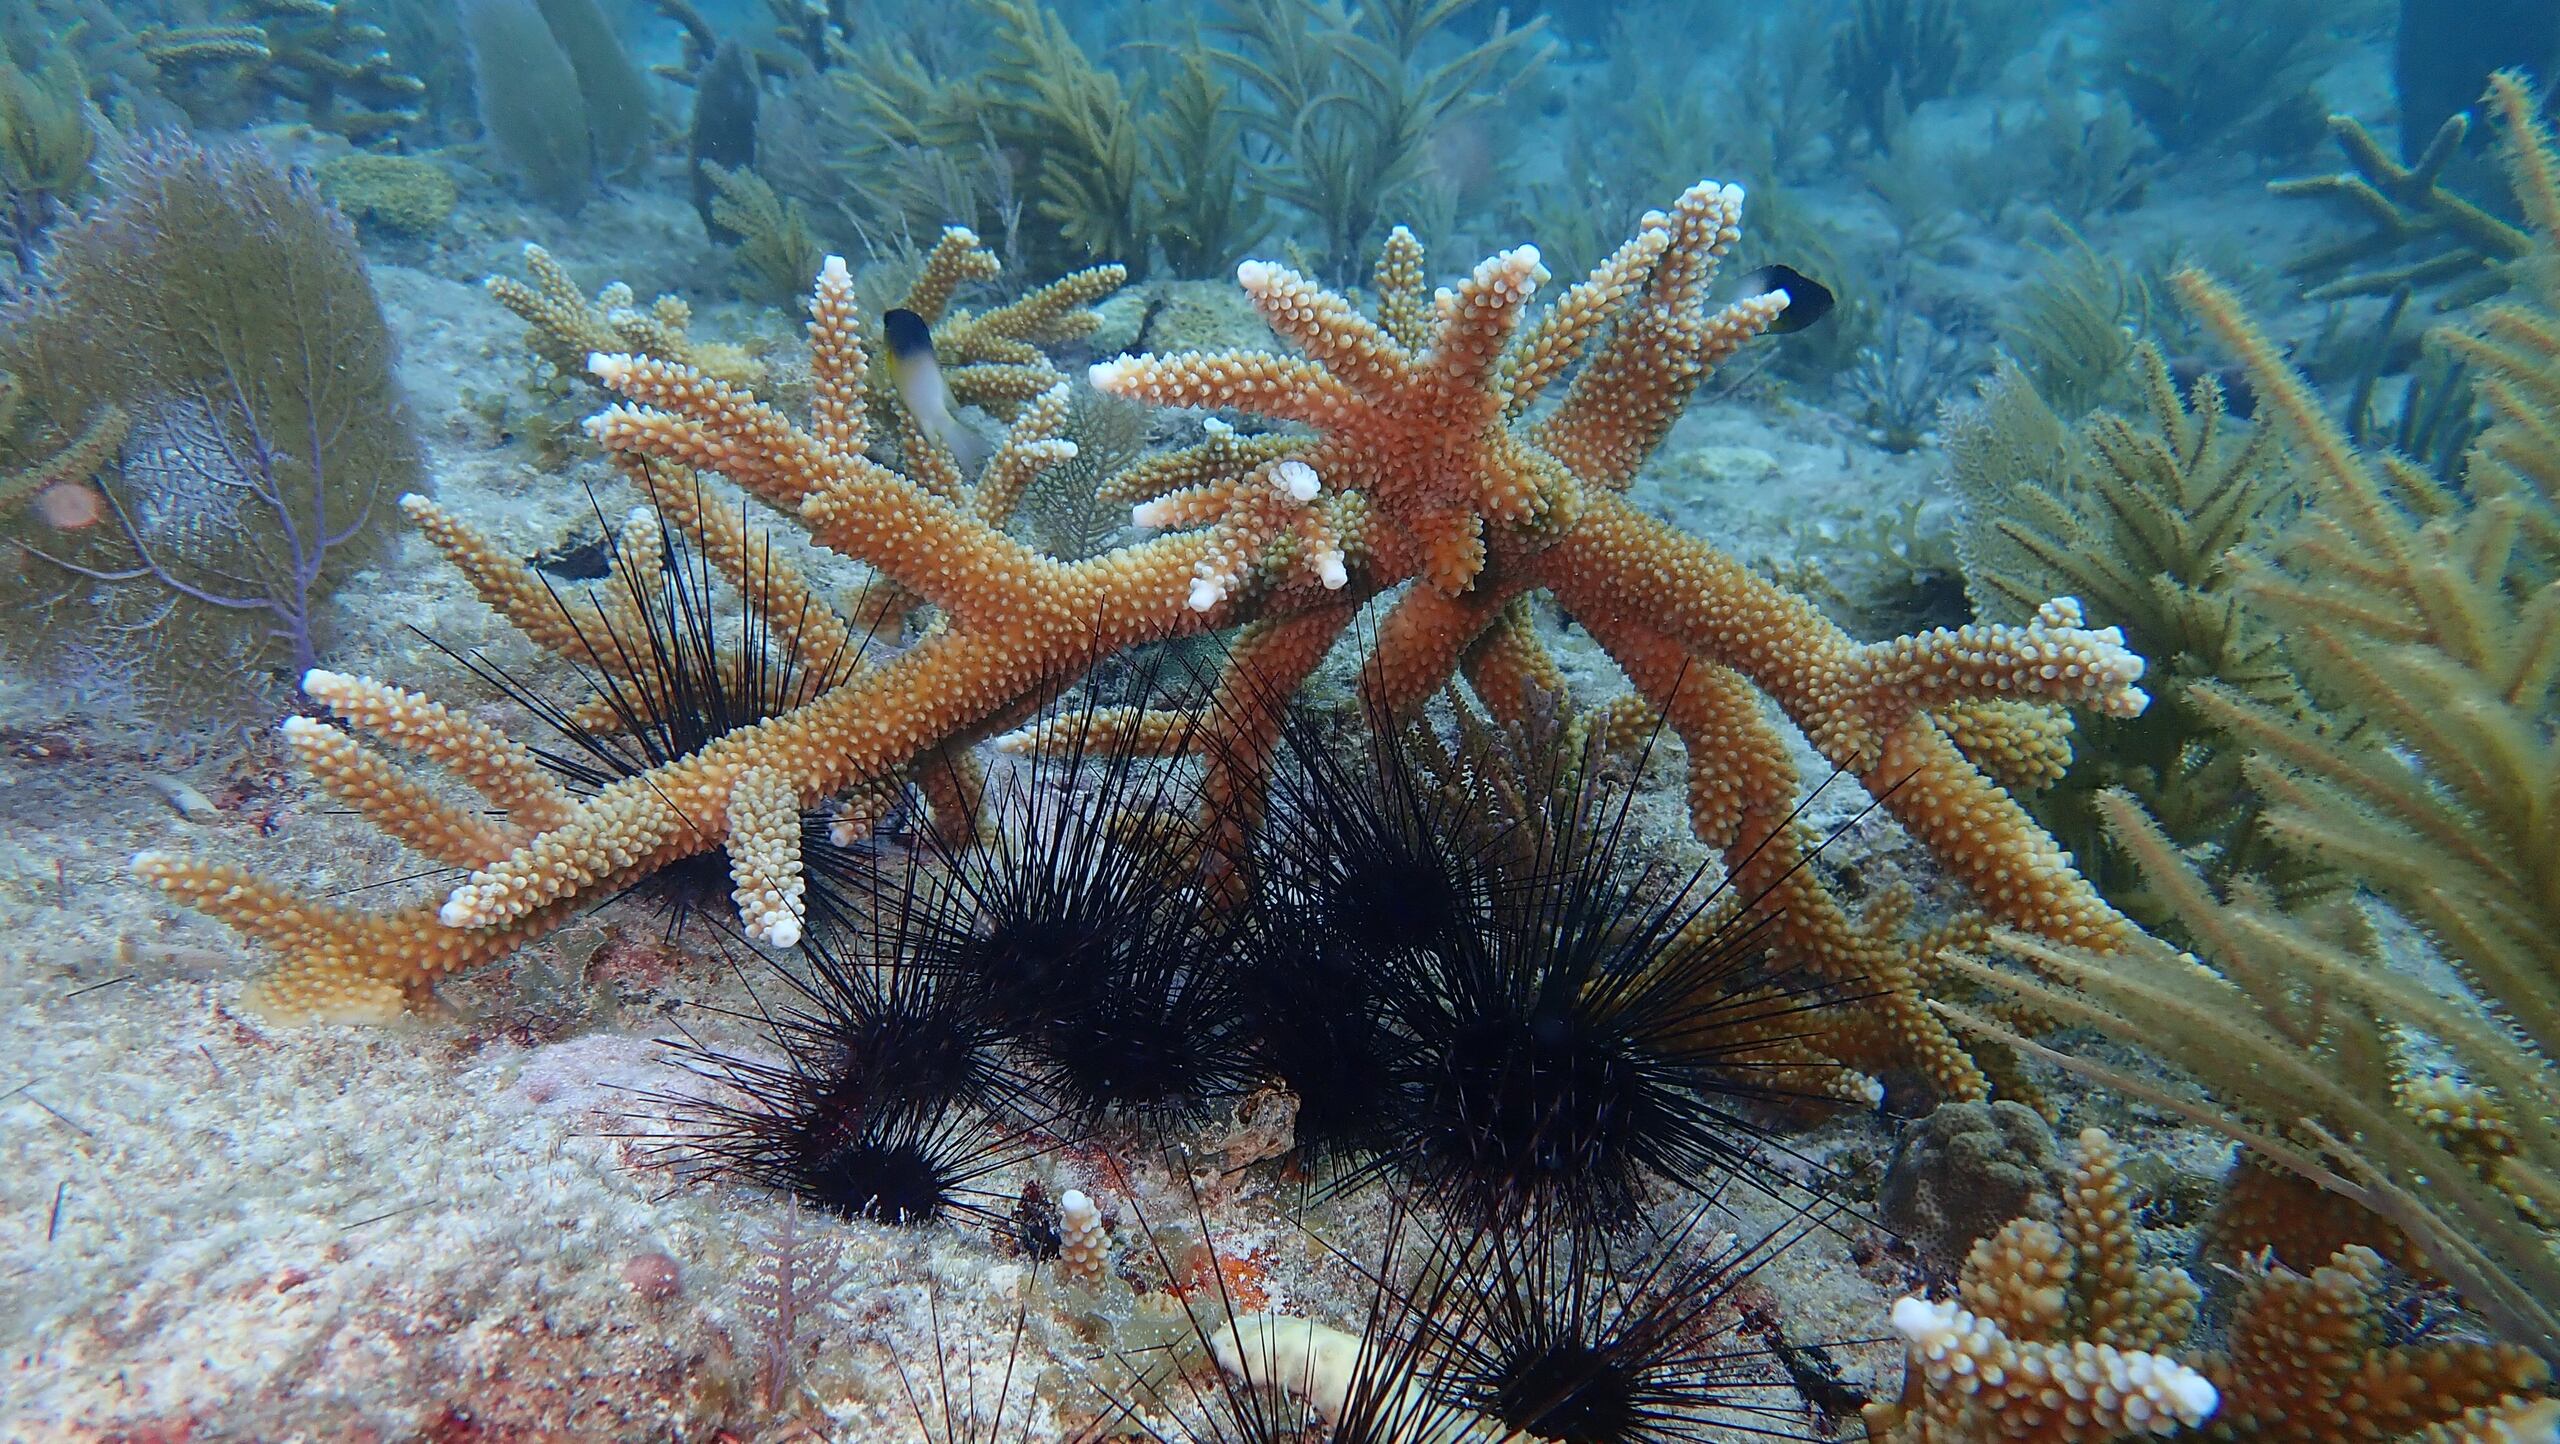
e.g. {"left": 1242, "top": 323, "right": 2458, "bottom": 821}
{"left": 135, "top": 182, "right": 2149, "bottom": 1105}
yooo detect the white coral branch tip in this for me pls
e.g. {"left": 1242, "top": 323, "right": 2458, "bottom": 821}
{"left": 819, "top": 254, "right": 851, "bottom": 287}
{"left": 588, "top": 352, "right": 636, "bottom": 387}
{"left": 1274, "top": 459, "right": 1320, "bottom": 502}
{"left": 745, "top": 912, "right": 802, "bottom": 949}
{"left": 1187, "top": 576, "right": 1227, "bottom": 612}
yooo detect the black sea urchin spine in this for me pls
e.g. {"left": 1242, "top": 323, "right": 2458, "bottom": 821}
{"left": 1246, "top": 693, "right": 1862, "bottom": 1231}
{"left": 1427, "top": 1204, "right": 1839, "bottom": 1444}
{"left": 429, "top": 469, "right": 884, "bottom": 940}
{"left": 642, "top": 925, "right": 1049, "bottom": 1227}
{"left": 898, "top": 683, "right": 1257, "bottom": 1136}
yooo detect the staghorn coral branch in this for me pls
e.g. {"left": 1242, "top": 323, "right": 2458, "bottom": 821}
{"left": 281, "top": 715, "right": 522, "bottom": 869}
{"left": 1535, "top": 492, "right": 2141, "bottom": 959}
{"left": 140, "top": 186, "right": 2157, "bottom": 1108}
{"left": 1456, "top": 597, "right": 1566, "bottom": 726}
{"left": 302, "top": 669, "right": 576, "bottom": 830}
{"left": 130, "top": 852, "right": 570, "bottom": 1022}
{"left": 1090, "top": 350, "right": 1356, "bottom": 427}
{"left": 726, "top": 766, "right": 806, "bottom": 948}
{"left": 402, "top": 493, "right": 625, "bottom": 675}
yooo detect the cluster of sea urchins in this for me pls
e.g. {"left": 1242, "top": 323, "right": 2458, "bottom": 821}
{"left": 577, "top": 510, "right": 1860, "bottom": 1440}
{"left": 645, "top": 624, "right": 1857, "bottom": 1235}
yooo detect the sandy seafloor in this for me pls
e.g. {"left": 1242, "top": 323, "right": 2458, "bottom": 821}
{"left": 0, "top": 159, "right": 2265, "bottom": 1443}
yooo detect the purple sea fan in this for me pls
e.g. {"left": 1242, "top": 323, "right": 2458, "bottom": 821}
{"left": 0, "top": 133, "right": 422, "bottom": 727}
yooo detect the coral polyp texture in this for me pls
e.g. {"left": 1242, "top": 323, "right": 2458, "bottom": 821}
{"left": 1867, "top": 1128, "right": 2556, "bottom": 1444}
{"left": 137, "top": 181, "right": 2149, "bottom": 1100}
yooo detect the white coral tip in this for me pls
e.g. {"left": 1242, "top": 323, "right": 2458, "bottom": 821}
{"left": 1316, "top": 554, "right": 1347, "bottom": 590}
{"left": 588, "top": 352, "right": 635, "bottom": 385}
{"left": 1890, "top": 1296, "right": 1960, "bottom": 1346}
{"left": 1203, "top": 416, "right": 1235, "bottom": 436}
{"left": 438, "top": 894, "right": 479, "bottom": 928}
{"left": 1187, "top": 576, "right": 1226, "bottom": 612}
{"left": 1131, "top": 499, "right": 1174, "bottom": 529}
{"left": 2162, "top": 1370, "right": 2218, "bottom": 1424}
{"left": 1237, "top": 259, "right": 1275, "bottom": 289}
{"left": 1274, "top": 459, "right": 1320, "bottom": 502}
{"left": 754, "top": 914, "right": 803, "bottom": 949}
{"left": 819, "top": 254, "right": 851, "bottom": 286}
{"left": 280, "top": 715, "right": 325, "bottom": 738}
{"left": 302, "top": 668, "right": 348, "bottom": 694}
{"left": 1088, "top": 358, "right": 1133, "bottom": 388}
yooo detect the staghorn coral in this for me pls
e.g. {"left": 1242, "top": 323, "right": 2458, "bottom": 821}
{"left": 135, "top": 0, "right": 425, "bottom": 142}
{"left": 1867, "top": 1128, "right": 2554, "bottom": 1444}
{"left": 1866, "top": 1127, "right": 2212, "bottom": 1444}
{"left": 1056, "top": 1188, "right": 1108, "bottom": 1286}
{"left": 1952, "top": 73, "right": 2560, "bottom": 1360}
{"left": 486, "top": 243, "right": 765, "bottom": 390}
{"left": 893, "top": 225, "right": 1125, "bottom": 421}
{"left": 137, "top": 182, "right": 2151, "bottom": 1112}
{"left": 1946, "top": 344, "right": 2314, "bottom": 931}
{"left": 2205, "top": 1245, "right": 2551, "bottom": 1444}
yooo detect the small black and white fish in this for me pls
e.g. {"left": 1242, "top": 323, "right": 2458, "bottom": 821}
{"left": 882, "top": 307, "right": 990, "bottom": 470}
{"left": 1736, "top": 263, "right": 1836, "bottom": 334}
